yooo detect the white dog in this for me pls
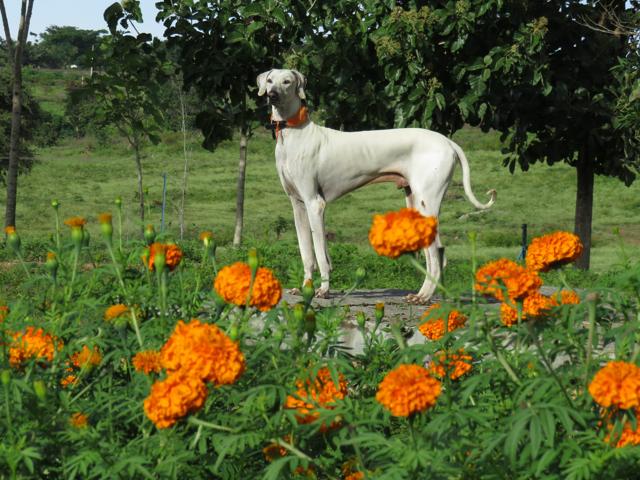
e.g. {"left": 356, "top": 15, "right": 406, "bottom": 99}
{"left": 257, "top": 69, "right": 495, "bottom": 304}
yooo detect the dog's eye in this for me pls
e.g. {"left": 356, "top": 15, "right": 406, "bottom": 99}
{"left": 267, "top": 79, "right": 273, "bottom": 84}
{"left": 283, "top": 80, "right": 291, "bottom": 84}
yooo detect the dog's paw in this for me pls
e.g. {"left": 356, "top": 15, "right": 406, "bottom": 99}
{"left": 315, "top": 287, "right": 329, "bottom": 299}
{"left": 405, "top": 293, "right": 431, "bottom": 305}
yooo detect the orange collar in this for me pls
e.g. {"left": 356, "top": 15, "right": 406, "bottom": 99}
{"left": 268, "top": 106, "right": 309, "bottom": 141}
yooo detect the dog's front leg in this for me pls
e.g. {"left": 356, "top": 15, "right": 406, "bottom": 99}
{"left": 305, "top": 196, "right": 331, "bottom": 298}
{"left": 290, "top": 197, "right": 316, "bottom": 292}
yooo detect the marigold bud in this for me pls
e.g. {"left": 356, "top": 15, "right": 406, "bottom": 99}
{"left": 5, "top": 226, "right": 20, "bottom": 252}
{"left": 70, "top": 227, "right": 83, "bottom": 247}
{"left": 247, "top": 248, "right": 259, "bottom": 272}
{"left": 229, "top": 323, "right": 240, "bottom": 341}
{"left": 114, "top": 196, "right": 122, "bottom": 207}
{"left": 153, "top": 250, "right": 166, "bottom": 272}
{"left": 98, "top": 213, "right": 113, "bottom": 240}
{"left": 45, "top": 252, "right": 58, "bottom": 279}
{"left": 293, "top": 303, "right": 305, "bottom": 324}
{"left": 304, "top": 310, "right": 316, "bottom": 336}
{"left": 356, "top": 311, "right": 366, "bottom": 329}
{"left": 302, "top": 279, "right": 314, "bottom": 303}
{"left": 144, "top": 224, "right": 156, "bottom": 245}
{"left": 355, "top": 267, "right": 366, "bottom": 283}
{"left": 375, "top": 302, "right": 385, "bottom": 323}
{"left": 1, "top": 369, "right": 10, "bottom": 386}
{"left": 51, "top": 199, "right": 59, "bottom": 209}
{"left": 33, "top": 380, "right": 46, "bottom": 401}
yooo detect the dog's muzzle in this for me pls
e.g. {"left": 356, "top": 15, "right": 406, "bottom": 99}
{"left": 267, "top": 91, "right": 279, "bottom": 104}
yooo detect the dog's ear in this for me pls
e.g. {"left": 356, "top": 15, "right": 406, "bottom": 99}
{"left": 292, "top": 70, "right": 306, "bottom": 100}
{"left": 256, "top": 70, "right": 272, "bottom": 96}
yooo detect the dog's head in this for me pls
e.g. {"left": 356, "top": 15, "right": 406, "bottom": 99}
{"left": 257, "top": 69, "right": 306, "bottom": 105}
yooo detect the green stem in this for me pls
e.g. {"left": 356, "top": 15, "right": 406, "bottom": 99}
{"left": 585, "top": 298, "right": 597, "bottom": 384}
{"left": 270, "top": 437, "right": 313, "bottom": 461}
{"left": 14, "top": 250, "right": 30, "bottom": 277}
{"left": 54, "top": 209, "right": 60, "bottom": 250}
{"left": 407, "top": 255, "right": 452, "bottom": 298}
{"left": 3, "top": 381, "right": 13, "bottom": 442}
{"left": 486, "top": 332, "right": 521, "bottom": 385}
{"left": 187, "top": 417, "right": 239, "bottom": 433}
{"left": 66, "top": 247, "right": 80, "bottom": 301}
{"left": 529, "top": 323, "right": 575, "bottom": 408}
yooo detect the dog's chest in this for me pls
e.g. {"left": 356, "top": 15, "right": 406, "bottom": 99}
{"left": 274, "top": 135, "right": 314, "bottom": 199}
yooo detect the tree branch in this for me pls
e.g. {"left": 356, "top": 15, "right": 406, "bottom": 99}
{"left": 0, "top": 0, "right": 15, "bottom": 63}
{"left": 577, "top": 1, "right": 638, "bottom": 37}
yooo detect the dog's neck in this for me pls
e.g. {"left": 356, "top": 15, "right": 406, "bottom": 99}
{"left": 270, "top": 98, "right": 304, "bottom": 122}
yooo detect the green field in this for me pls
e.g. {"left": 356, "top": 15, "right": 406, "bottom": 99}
{"left": 1, "top": 69, "right": 639, "bottom": 292}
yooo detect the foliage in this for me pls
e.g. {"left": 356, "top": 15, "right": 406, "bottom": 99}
{"left": 25, "top": 26, "right": 105, "bottom": 69}
{"left": 1, "top": 215, "right": 640, "bottom": 478}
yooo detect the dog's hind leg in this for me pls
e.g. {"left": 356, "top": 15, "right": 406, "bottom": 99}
{"left": 290, "top": 197, "right": 316, "bottom": 294}
{"left": 406, "top": 185, "right": 448, "bottom": 305}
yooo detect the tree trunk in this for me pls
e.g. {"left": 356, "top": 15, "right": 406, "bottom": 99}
{"left": 134, "top": 139, "right": 145, "bottom": 231}
{"left": 232, "top": 128, "right": 248, "bottom": 247}
{"left": 574, "top": 159, "right": 594, "bottom": 270}
{"left": 178, "top": 87, "right": 188, "bottom": 240}
{"left": 3, "top": 0, "right": 33, "bottom": 229}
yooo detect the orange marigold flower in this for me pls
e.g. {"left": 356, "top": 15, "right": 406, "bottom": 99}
{"left": 9, "top": 327, "right": 63, "bottom": 368}
{"left": 418, "top": 304, "right": 467, "bottom": 340}
{"left": 500, "top": 292, "right": 558, "bottom": 326}
{"left": 98, "top": 212, "right": 113, "bottom": 224}
{"left": 61, "top": 374, "right": 77, "bottom": 388}
{"left": 4, "top": 225, "right": 15, "bottom": 235}
{"left": 0, "top": 305, "right": 8, "bottom": 322}
{"left": 143, "top": 372, "right": 208, "bottom": 429}
{"left": 589, "top": 361, "right": 640, "bottom": 409}
{"left": 429, "top": 350, "right": 473, "bottom": 380}
{"left": 556, "top": 289, "right": 580, "bottom": 305}
{"left": 368, "top": 208, "right": 437, "bottom": 258}
{"left": 525, "top": 231, "right": 583, "bottom": 272}
{"left": 64, "top": 216, "right": 87, "bottom": 228}
{"left": 214, "top": 262, "right": 282, "bottom": 311}
{"left": 285, "top": 367, "right": 348, "bottom": 427}
{"left": 132, "top": 350, "right": 162, "bottom": 374}
{"left": 104, "top": 304, "right": 130, "bottom": 321}
{"left": 146, "top": 242, "right": 183, "bottom": 271}
{"left": 475, "top": 258, "right": 542, "bottom": 302}
{"left": 376, "top": 364, "right": 441, "bottom": 417}
{"left": 69, "top": 412, "right": 89, "bottom": 428}
{"left": 345, "top": 473, "right": 365, "bottom": 480}
{"left": 161, "top": 319, "right": 245, "bottom": 385}
{"left": 610, "top": 420, "right": 640, "bottom": 448}
{"left": 263, "top": 435, "right": 291, "bottom": 462}
{"left": 71, "top": 345, "right": 102, "bottom": 369}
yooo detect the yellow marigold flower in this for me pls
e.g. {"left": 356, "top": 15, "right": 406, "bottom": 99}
{"left": 376, "top": 364, "right": 441, "bottom": 417}
{"left": 589, "top": 361, "right": 640, "bottom": 410}
{"left": 284, "top": 367, "right": 347, "bottom": 428}
{"left": 71, "top": 345, "right": 102, "bottom": 369}
{"left": 161, "top": 319, "right": 245, "bottom": 385}
{"left": 64, "top": 216, "right": 87, "bottom": 228}
{"left": 368, "top": 208, "right": 437, "bottom": 258}
{"left": 4, "top": 225, "right": 15, "bottom": 235}
{"left": 429, "top": 350, "right": 473, "bottom": 380}
{"left": 525, "top": 231, "right": 583, "bottom": 272}
{"left": 475, "top": 258, "right": 542, "bottom": 302}
{"left": 146, "top": 242, "right": 183, "bottom": 271}
{"left": 418, "top": 304, "right": 467, "bottom": 340}
{"left": 69, "top": 412, "right": 89, "bottom": 428}
{"left": 143, "top": 372, "right": 208, "bottom": 429}
{"left": 9, "top": 327, "right": 63, "bottom": 368}
{"left": 214, "top": 262, "right": 282, "bottom": 311}
{"left": 132, "top": 350, "right": 163, "bottom": 374}
{"left": 0, "top": 305, "right": 8, "bottom": 322}
{"left": 98, "top": 212, "right": 113, "bottom": 224}
{"left": 104, "top": 304, "right": 130, "bottom": 321}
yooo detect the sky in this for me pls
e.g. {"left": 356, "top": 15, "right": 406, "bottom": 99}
{"left": 0, "top": 0, "right": 165, "bottom": 40}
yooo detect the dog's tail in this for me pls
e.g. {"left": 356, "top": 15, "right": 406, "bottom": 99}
{"left": 449, "top": 140, "right": 496, "bottom": 210}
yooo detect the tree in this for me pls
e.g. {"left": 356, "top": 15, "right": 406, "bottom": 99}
{"left": 1, "top": 0, "right": 35, "bottom": 229}
{"left": 156, "top": 0, "right": 305, "bottom": 246}
{"left": 302, "top": 0, "right": 639, "bottom": 269}
{"left": 88, "top": 2, "right": 171, "bottom": 229}
{"left": 30, "top": 25, "right": 105, "bottom": 68}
